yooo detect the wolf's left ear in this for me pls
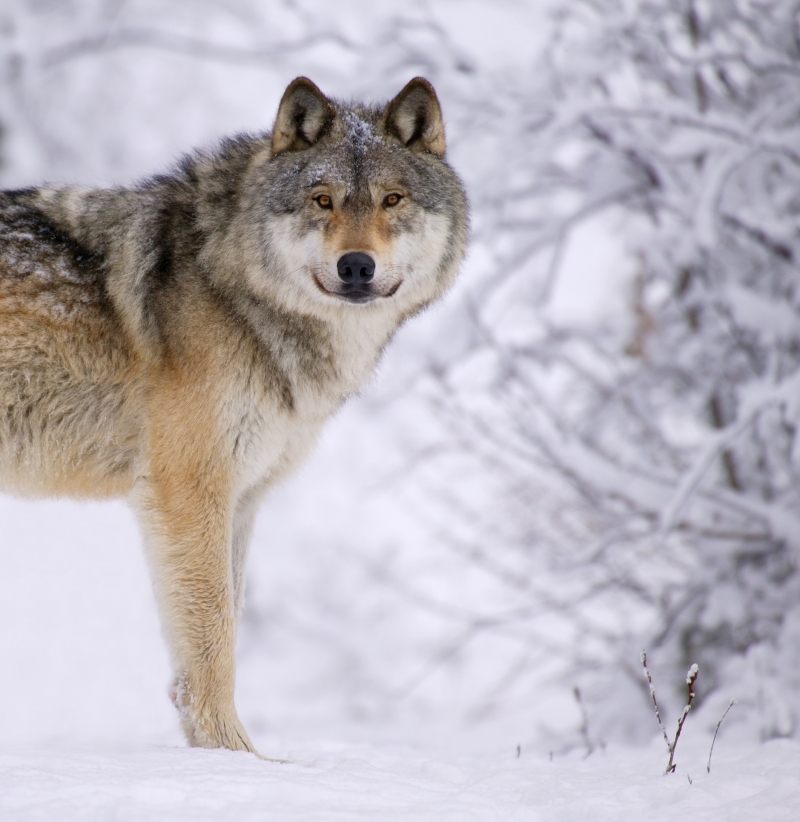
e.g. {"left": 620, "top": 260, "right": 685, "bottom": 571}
{"left": 383, "top": 77, "right": 446, "bottom": 157}
{"left": 271, "top": 77, "right": 335, "bottom": 155}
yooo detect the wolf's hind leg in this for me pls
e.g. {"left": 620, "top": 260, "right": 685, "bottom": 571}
{"left": 231, "top": 486, "right": 263, "bottom": 627}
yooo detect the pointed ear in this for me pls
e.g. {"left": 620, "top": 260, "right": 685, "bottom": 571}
{"left": 271, "top": 77, "right": 335, "bottom": 155}
{"left": 382, "top": 77, "right": 446, "bottom": 156}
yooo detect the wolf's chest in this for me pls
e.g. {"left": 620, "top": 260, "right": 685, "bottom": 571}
{"left": 227, "top": 380, "right": 339, "bottom": 494}
{"left": 229, "top": 311, "right": 388, "bottom": 492}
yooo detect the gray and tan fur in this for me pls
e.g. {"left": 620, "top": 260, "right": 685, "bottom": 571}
{"left": 0, "top": 77, "right": 468, "bottom": 754}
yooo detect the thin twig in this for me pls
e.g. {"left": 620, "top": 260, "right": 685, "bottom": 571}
{"left": 707, "top": 699, "right": 736, "bottom": 773}
{"left": 574, "top": 686, "right": 595, "bottom": 757}
{"left": 641, "top": 651, "right": 670, "bottom": 751}
{"left": 667, "top": 663, "right": 699, "bottom": 773}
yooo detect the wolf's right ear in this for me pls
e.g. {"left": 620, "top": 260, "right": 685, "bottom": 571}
{"left": 271, "top": 77, "right": 335, "bottom": 155}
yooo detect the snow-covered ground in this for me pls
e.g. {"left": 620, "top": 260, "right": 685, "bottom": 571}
{"left": 3, "top": 736, "right": 799, "bottom": 821}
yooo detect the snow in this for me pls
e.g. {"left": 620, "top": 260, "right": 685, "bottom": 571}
{"left": 2, "top": 738, "right": 799, "bottom": 820}
{"left": 547, "top": 207, "right": 638, "bottom": 333}
{"left": 341, "top": 109, "right": 379, "bottom": 153}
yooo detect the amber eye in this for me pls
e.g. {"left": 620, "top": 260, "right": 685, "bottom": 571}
{"left": 383, "top": 193, "right": 403, "bottom": 208}
{"left": 315, "top": 194, "right": 333, "bottom": 210}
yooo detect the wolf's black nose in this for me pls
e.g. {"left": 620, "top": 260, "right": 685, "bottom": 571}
{"left": 337, "top": 252, "right": 375, "bottom": 284}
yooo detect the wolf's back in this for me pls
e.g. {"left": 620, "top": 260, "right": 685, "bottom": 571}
{"left": 0, "top": 190, "right": 143, "bottom": 498}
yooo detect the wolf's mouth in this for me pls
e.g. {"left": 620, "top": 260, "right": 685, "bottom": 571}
{"left": 313, "top": 274, "right": 400, "bottom": 303}
{"left": 335, "top": 288, "right": 377, "bottom": 303}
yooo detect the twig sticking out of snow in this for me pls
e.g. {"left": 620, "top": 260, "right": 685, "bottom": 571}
{"left": 641, "top": 651, "right": 670, "bottom": 751}
{"left": 667, "top": 663, "right": 698, "bottom": 774}
{"left": 707, "top": 699, "right": 735, "bottom": 773}
{"left": 573, "top": 686, "right": 595, "bottom": 758}
{"left": 641, "top": 651, "right": 699, "bottom": 774}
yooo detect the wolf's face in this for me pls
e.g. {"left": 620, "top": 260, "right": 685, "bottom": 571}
{"left": 250, "top": 78, "right": 467, "bottom": 321}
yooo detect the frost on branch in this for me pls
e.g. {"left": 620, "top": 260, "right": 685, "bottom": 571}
{"left": 400, "top": 0, "right": 800, "bottom": 744}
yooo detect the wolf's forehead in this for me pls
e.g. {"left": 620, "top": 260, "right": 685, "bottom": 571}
{"left": 303, "top": 117, "right": 399, "bottom": 190}
{"left": 303, "top": 154, "right": 397, "bottom": 196}
{"left": 340, "top": 108, "right": 380, "bottom": 153}
{"left": 302, "top": 154, "right": 354, "bottom": 191}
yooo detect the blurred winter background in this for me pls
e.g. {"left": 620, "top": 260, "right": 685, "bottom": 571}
{"left": 1, "top": 0, "right": 799, "bottom": 759}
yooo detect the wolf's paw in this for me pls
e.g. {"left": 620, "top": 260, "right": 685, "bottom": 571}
{"left": 170, "top": 677, "right": 257, "bottom": 754}
{"left": 195, "top": 713, "right": 257, "bottom": 754}
{"left": 186, "top": 709, "right": 258, "bottom": 754}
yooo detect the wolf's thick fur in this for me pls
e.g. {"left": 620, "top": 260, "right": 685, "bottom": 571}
{"left": 0, "top": 78, "right": 468, "bottom": 753}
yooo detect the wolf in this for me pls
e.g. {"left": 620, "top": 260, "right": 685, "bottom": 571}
{"left": 0, "top": 77, "right": 468, "bottom": 754}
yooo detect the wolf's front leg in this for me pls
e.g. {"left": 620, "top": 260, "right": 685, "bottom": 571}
{"left": 134, "top": 451, "right": 256, "bottom": 754}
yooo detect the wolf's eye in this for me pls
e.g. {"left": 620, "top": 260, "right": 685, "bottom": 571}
{"left": 383, "top": 193, "right": 403, "bottom": 208}
{"left": 314, "top": 194, "right": 333, "bottom": 210}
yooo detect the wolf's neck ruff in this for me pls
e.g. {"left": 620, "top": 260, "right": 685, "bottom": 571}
{"left": 0, "top": 77, "right": 468, "bottom": 754}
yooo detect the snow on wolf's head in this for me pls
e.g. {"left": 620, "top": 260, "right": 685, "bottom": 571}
{"left": 244, "top": 77, "right": 468, "bottom": 326}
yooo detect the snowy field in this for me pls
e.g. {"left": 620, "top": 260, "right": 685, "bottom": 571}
{"left": 3, "top": 737, "right": 800, "bottom": 820}
{"left": 2, "top": 0, "right": 800, "bottom": 818}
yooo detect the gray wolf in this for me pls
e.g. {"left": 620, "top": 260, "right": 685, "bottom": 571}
{"left": 0, "top": 77, "right": 468, "bottom": 754}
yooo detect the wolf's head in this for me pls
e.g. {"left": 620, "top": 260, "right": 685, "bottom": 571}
{"left": 240, "top": 77, "right": 468, "bottom": 325}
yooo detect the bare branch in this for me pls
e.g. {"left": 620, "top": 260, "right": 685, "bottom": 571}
{"left": 707, "top": 699, "right": 736, "bottom": 773}
{"left": 666, "top": 663, "right": 698, "bottom": 774}
{"left": 641, "top": 651, "right": 671, "bottom": 752}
